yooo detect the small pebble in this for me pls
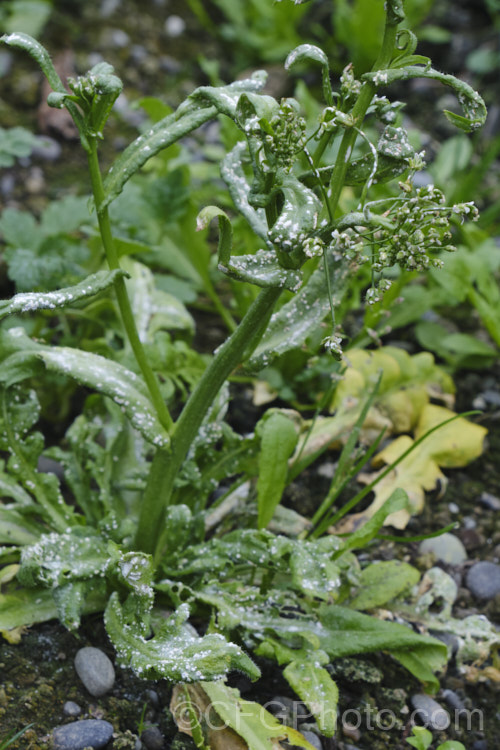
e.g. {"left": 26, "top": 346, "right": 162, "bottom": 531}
{"left": 109, "top": 28, "right": 130, "bottom": 47}
{"left": 146, "top": 689, "right": 160, "bottom": 707}
{"left": 342, "top": 721, "right": 361, "bottom": 741}
{"left": 441, "top": 688, "right": 466, "bottom": 711}
{"left": 463, "top": 516, "right": 477, "bottom": 530}
{"left": 141, "top": 725, "right": 165, "bottom": 750}
{"left": 480, "top": 491, "right": 500, "bottom": 511}
{"left": 411, "top": 694, "right": 449, "bottom": 730}
{"left": 481, "top": 388, "right": 500, "bottom": 406}
{"left": 52, "top": 719, "right": 114, "bottom": 750}
{"left": 300, "top": 730, "right": 323, "bottom": 750}
{"left": 466, "top": 561, "right": 500, "bottom": 600}
{"left": 164, "top": 15, "right": 186, "bottom": 37}
{"left": 63, "top": 701, "right": 82, "bottom": 717}
{"left": 419, "top": 533, "right": 467, "bottom": 565}
{"left": 32, "top": 135, "right": 62, "bottom": 161}
{"left": 74, "top": 646, "right": 115, "bottom": 697}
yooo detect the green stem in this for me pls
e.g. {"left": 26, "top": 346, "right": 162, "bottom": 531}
{"left": 135, "top": 286, "right": 282, "bottom": 557}
{"left": 326, "top": 19, "right": 399, "bottom": 218}
{"left": 87, "top": 142, "right": 174, "bottom": 434}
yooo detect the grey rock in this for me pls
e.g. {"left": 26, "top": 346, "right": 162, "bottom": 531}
{"left": 63, "top": 701, "right": 81, "bottom": 717}
{"left": 419, "top": 533, "right": 467, "bottom": 565}
{"left": 463, "top": 516, "right": 477, "bottom": 530}
{"left": 466, "top": 561, "right": 500, "bottom": 600}
{"left": 32, "top": 135, "right": 62, "bottom": 161}
{"left": 300, "top": 731, "right": 322, "bottom": 750}
{"left": 411, "top": 694, "right": 449, "bottom": 730}
{"left": 74, "top": 646, "right": 115, "bottom": 697}
{"left": 52, "top": 719, "right": 114, "bottom": 750}
{"left": 441, "top": 689, "right": 465, "bottom": 712}
{"left": 480, "top": 491, "right": 500, "bottom": 511}
{"left": 164, "top": 15, "right": 186, "bottom": 37}
{"left": 146, "top": 689, "right": 159, "bottom": 707}
{"left": 1, "top": 173, "right": 16, "bottom": 198}
{"left": 141, "top": 726, "right": 165, "bottom": 750}
{"left": 482, "top": 388, "right": 500, "bottom": 407}
{"left": 472, "top": 740, "right": 488, "bottom": 750}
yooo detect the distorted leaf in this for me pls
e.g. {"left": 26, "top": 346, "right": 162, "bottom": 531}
{"left": 105, "top": 595, "right": 260, "bottom": 682}
{"left": 0, "top": 270, "right": 126, "bottom": 321}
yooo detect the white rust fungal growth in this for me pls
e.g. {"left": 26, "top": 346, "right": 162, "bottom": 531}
{"left": 3, "top": 327, "right": 169, "bottom": 447}
{"left": 0, "top": 270, "right": 127, "bottom": 321}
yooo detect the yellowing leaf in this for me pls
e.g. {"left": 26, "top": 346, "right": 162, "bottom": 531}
{"left": 172, "top": 681, "right": 318, "bottom": 750}
{"left": 414, "top": 404, "right": 487, "bottom": 467}
{"left": 0, "top": 625, "right": 27, "bottom": 644}
{"left": 358, "top": 405, "right": 487, "bottom": 529}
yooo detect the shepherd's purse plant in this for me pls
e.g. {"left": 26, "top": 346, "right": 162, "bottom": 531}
{"left": 0, "top": 0, "right": 488, "bottom": 743}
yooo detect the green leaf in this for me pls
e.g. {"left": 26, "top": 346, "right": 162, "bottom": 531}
{"left": 0, "top": 269, "right": 127, "bottom": 321}
{"left": 289, "top": 538, "right": 342, "bottom": 600}
{"left": 0, "top": 327, "right": 170, "bottom": 447}
{"left": 429, "top": 134, "right": 473, "bottom": 185}
{"left": 196, "top": 205, "right": 233, "bottom": 267}
{"left": 201, "top": 681, "right": 317, "bottom": 750}
{"left": 0, "top": 206, "right": 40, "bottom": 249}
{"left": 223, "top": 250, "right": 303, "bottom": 291}
{"left": 0, "top": 32, "right": 65, "bottom": 92}
{"left": 247, "top": 252, "right": 349, "bottom": 369}
{"left": 221, "top": 142, "right": 268, "bottom": 241}
{"left": 0, "top": 583, "right": 107, "bottom": 632}
{"left": 0, "top": 588, "right": 59, "bottom": 632}
{"left": 406, "top": 727, "right": 433, "bottom": 750}
{"left": 101, "top": 72, "right": 267, "bottom": 208}
{"left": 318, "top": 604, "right": 447, "bottom": 689}
{"left": 0, "top": 509, "right": 41, "bottom": 545}
{"left": 334, "top": 488, "right": 410, "bottom": 556}
{"left": 348, "top": 560, "right": 420, "bottom": 610}
{"left": 0, "top": 126, "right": 37, "bottom": 167}
{"left": 283, "top": 660, "right": 339, "bottom": 736}
{"left": 0, "top": 1, "right": 52, "bottom": 38}
{"left": 391, "top": 646, "right": 444, "bottom": 693}
{"left": 18, "top": 528, "right": 109, "bottom": 588}
{"left": 123, "top": 258, "right": 194, "bottom": 340}
{"left": 105, "top": 594, "right": 260, "bottom": 682}
{"left": 256, "top": 412, "right": 299, "bottom": 529}
{"left": 363, "top": 65, "right": 486, "bottom": 132}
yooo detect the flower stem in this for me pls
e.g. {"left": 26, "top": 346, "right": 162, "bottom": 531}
{"left": 326, "top": 19, "right": 399, "bottom": 218}
{"left": 135, "top": 286, "right": 282, "bottom": 557}
{"left": 87, "top": 141, "right": 174, "bottom": 435}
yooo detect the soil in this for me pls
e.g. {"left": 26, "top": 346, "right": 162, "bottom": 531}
{"left": 1, "top": 1, "right": 500, "bottom": 749}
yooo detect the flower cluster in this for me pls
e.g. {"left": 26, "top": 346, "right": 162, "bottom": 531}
{"left": 370, "top": 184, "right": 479, "bottom": 276}
{"left": 322, "top": 333, "right": 343, "bottom": 360}
{"left": 330, "top": 183, "right": 479, "bottom": 305}
{"left": 303, "top": 236, "right": 325, "bottom": 258}
{"left": 330, "top": 229, "right": 366, "bottom": 264}
{"left": 263, "top": 99, "right": 307, "bottom": 171}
